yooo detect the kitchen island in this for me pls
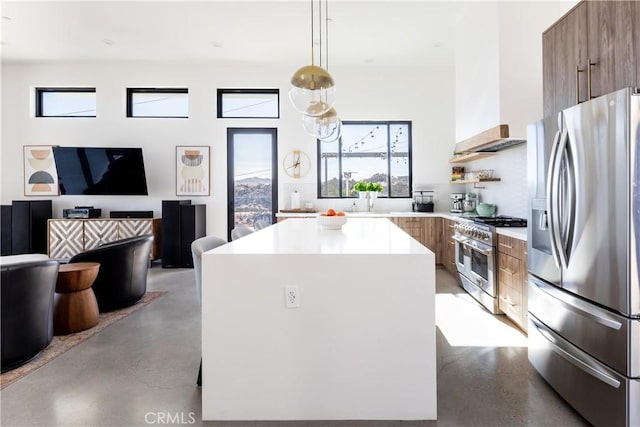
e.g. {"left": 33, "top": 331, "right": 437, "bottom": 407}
{"left": 201, "top": 217, "right": 437, "bottom": 421}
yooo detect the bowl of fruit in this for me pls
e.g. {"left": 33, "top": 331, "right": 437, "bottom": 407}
{"left": 317, "top": 208, "right": 347, "bottom": 230}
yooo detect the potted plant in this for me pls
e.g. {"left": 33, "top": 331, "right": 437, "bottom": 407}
{"left": 354, "top": 181, "right": 369, "bottom": 198}
{"left": 366, "top": 182, "right": 383, "bottom": 197}
{"left": 354, "top": 181, "right": 368, "bottom": 192}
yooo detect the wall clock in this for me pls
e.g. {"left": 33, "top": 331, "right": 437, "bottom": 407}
{"left": 283, "top": 150, "right": 310, "bottom": 178}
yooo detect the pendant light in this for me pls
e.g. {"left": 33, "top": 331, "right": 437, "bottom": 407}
{"left": 302, "top": 107, "right": 340, "bottom": 140}
{"left": 289, "top": 0, "right": 336, "bottom": 117}
{"left": 314, "top": 0, "right": 342, "bottom": 142}
{"left": 301, "top": 0, "right": 342, "bottom": 142}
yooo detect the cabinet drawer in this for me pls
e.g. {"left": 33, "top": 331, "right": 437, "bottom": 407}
{"left": 499, "top": 295, "right": 522, "bottom": 322}
{"left": 499, "top": 282, "right": 523, "bottom": 322}
{"left": 497, "top": 234, "right": 526, "bottom": 259}
{"left": 497, "top": 252, "right": 522, "bottom": 289}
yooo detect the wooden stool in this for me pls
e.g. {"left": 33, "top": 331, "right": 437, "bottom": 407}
{"left": 54, "top": 262, "right": 100, "bottom": 335}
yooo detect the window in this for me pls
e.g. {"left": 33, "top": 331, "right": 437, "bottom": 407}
{"left": 35, "top": 87, "right": 96, "bottom": 117}
{"left": 318, "top": 121, "right": 412, "bottom": 198}
{"left": 217, "top": 89, "right": 279, "bottom": 118}
{"left": 127, "top": 88, "right": 188, "bottom": 118}
{"left": 227, "top": 128, "right": 278, "bottom": 240}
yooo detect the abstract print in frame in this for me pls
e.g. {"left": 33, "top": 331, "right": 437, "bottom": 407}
{"left": 176, "top": 146, "right": 210, "bottom": 196}
{"left": 23, "top": 145, "right": 59, "bottom": 196}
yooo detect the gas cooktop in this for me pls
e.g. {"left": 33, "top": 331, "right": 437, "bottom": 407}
{"left": 473, "top": 215, "right": 527, "bottom": 227}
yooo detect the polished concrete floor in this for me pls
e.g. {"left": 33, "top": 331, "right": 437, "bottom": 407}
{"left": 0, "top": 266, "right": 588, "bottom": 427}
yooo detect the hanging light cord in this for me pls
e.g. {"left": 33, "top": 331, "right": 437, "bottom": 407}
{"left": 325, "top": 0, "right": 329, "bottom": 71}
{"left": 310, "top": 0, "right": 315, "bottom": 66}
{"left": 318, "top": 0, "right": 323, "bottom": 69}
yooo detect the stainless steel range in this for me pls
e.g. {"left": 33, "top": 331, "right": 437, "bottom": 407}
{"left": 454, "top": 216, "right": 526, "bottom": 313}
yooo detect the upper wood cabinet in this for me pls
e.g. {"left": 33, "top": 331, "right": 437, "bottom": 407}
{"left": 587, "top": 1, "right": 638, "bottom": 101}
{"left": 543, "top": 2, "right": 588, "bottom": 116}
{"left": 543, "top": 1, "right": 639, "bottom": 118}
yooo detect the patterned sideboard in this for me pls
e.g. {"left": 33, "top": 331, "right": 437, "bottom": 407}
{"left": 48, "top": 218, "right": 162, "bottom": 260}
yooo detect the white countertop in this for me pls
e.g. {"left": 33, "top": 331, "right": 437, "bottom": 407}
{"left": 212, "top": 217, "right": 432, "bottom": 255}
{"left": 276, "top": 211, "right": 473, "bottom": 221}
{"left": 275, "top": 211, "right": 528, "bottom": 241}
{"left": 496, "top": 227, "right": 527, "bottom": 241}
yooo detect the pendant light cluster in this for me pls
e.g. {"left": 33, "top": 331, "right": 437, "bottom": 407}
{"left": 289, "top": 0, "right": 342, "bottom": 142}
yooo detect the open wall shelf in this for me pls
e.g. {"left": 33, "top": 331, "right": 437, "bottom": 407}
{"left": 449, "top": 152, "right": 497, "bottom": 163}
{"left": 450, "top": 178, "right": 501, "bottom": 188}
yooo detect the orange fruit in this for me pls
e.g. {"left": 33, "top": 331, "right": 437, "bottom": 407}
{"left": 327, "top": 208, "right": 336, "bottom": 216}
{"left": 336, "top": 211, "right": 346, "bottom": 216}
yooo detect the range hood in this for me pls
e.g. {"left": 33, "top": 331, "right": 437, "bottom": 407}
{"left": 454, "top": 124, "right": 525, "bottom": 153}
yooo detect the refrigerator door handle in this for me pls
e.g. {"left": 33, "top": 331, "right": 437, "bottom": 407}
{"left": 547, "top": 128, "right": 567, "bottom": 269}
{"left": 561, "top": 133, "right": 577, "bottom": 265}
{"left": 530, "top": 317, "right": 621, "bottom": 389}
{"left": 530, "top": 278, "right": 623, "bottom": 330}
{"left": 555, "top": 129, "right": 570, "bottom": 268}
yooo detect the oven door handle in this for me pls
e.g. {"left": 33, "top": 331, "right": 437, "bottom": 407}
{"left": 469, "top": 246, "right": 493, "bottom": 257}
{"left": 452, "top": 235, "right": 468, "bottom": 244}
{"left": 453, "top": 235, "right": 493, "bottom": 256}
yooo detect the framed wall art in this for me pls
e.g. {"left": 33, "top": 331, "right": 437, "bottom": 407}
{"left": 176, "top": 146, "right": 210, "bottom": 196}
{"left": 23, "top": 145, "right": 59, "bottom": 196}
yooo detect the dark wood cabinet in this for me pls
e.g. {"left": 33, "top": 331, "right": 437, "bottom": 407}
{"left": 543, "top": 1, "right": 639, "bottom": 118}
{"left": 543, "top": 2, "right": 588, "bottom": 116}
{"left": 587, "top": 1, "right": 638, "bottom": 101}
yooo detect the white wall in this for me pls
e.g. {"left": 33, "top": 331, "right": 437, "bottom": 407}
{"left": 455, "top": 1, "right": 577, "bottom": 141}
{"left": 453, "top": 1, "right": 577, "bottom": 218}
{"left": 0, "top": 61, "right": 455, "bottom": 237}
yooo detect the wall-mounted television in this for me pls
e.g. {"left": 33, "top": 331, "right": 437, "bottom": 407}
{"left": 52, "top": 147, "right": 149, "bottom": 195}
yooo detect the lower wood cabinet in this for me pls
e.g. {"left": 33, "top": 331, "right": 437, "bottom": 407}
{"left": 48, "top": 218, "right": 161, "bottom": 261}
{"left": 390, "top": 217, "right": 441, "bottom": 264}
{"left": 497, "top": 234, "right": 528, "bottom": 332}
{"left": 440, "top": 218, "right": 457, "bottom": 276}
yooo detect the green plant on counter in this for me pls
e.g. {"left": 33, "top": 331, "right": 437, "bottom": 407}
{"left": 353, "top": 181, "right": 369, "bottom": 192}
{"left": 354, "top": 181, "right": 384, "bottom": 192}
{"left": 367, "top": 182, "right": 383, "bottom": 192}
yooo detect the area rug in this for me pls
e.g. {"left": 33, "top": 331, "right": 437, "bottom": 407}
{"left": 0, "top": 290, "right": 167, "bottom": 390}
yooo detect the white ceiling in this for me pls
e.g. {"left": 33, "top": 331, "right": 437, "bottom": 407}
{"left": 0, "top": 0, "right": 460, "bottom": 67}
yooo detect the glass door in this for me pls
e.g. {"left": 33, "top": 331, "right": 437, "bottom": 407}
{"left": 226, "top": 128, "right": 278, "bottom": 240}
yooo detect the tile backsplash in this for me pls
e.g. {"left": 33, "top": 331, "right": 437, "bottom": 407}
{"left": 459, "top": 144, "right": 528, "bottom": 219}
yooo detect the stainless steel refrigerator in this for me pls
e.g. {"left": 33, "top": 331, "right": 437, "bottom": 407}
{"left": 527, "top": 87, "right": 640, "bottom": 426}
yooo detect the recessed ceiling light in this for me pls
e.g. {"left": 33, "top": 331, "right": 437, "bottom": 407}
{"left": 363, "top": 57, "right": 374, "bottom": 64}
{"left": 2, "top": 16, "right": 12, "bottom": 21}
{"left": 102, "top": 39, "right": 115, "bottom": 46}
{"left": 211, "top": 41, "right": 223, "bottom": 48}
{"left": 433, "top": 42, "right": 444, "bottom": 48}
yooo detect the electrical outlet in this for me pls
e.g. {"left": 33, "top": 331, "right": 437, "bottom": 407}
{"left": 285, "top": 285, "right": 300, "bottom": 308}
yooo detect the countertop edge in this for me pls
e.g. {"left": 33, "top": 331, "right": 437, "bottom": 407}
{"left": 276, "top": 212, "right": 528, "bottom": 241}
{"left": 276, "top": 211, "right": 475, "bottom": 220}
{"left": 496, "top": 227, "right": 527, "bottom": 241}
